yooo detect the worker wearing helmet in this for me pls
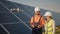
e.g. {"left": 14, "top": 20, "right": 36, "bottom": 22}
{"left": 44, "top": 12, "right": 55, "bottom": 34}
{"left": 30, "top": 7, "right": 45, "bottom": 34}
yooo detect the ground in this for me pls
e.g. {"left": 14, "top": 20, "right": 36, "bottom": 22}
{"left": 56, "top": 26, "right": 60, "bottom": 34}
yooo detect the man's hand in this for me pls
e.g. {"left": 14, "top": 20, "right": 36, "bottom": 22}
{"left": 37, "top": 25, "right": 40, "bottom": 28}
{"left": 31, "top": 25, "right": 34, "bottom": 28}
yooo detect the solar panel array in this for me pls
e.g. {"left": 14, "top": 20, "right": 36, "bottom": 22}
{"left": 0, "top": 0, "right": 34, "bottom": 34}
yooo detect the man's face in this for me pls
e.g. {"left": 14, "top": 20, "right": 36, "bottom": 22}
{"left": 35, "top": 11, "right": 40, "bottom": 15}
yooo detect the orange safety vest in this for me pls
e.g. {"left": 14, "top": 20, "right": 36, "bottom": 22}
{"left": 30, "top": 15, "right": 45, "bottom": 27}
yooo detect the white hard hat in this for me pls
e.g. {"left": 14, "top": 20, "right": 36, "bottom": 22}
{"left": 44, "top": 12, "right": 52, "bottom": 16}
{"left": 34, "top": 7, "right": 40, "bottom": 11}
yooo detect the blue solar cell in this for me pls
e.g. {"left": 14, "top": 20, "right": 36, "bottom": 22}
{"left": 0, "top": 25, "right": 7, "bottom": 34}
{"left": 3, "top": 23, "right": 31, "bottom": 34}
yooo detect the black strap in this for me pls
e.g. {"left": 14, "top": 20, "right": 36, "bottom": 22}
{"left": 39, "top": 16, "right": 42, "bottom": 25}
{"left": 39, "top": 16, "right": 42, "bottom": 22}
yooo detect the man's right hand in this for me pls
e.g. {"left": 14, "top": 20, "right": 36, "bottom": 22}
{"left": 31, "top": 25, "right": 34, "bottom": 28}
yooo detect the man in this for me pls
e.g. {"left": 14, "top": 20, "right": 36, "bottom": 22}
{"left": 30, "top": 7, "right": 45, "bottom": 34}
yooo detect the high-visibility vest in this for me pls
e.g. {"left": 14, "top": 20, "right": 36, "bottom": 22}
{"left": 44, "top": 19, "right": 55, "bottom": 34}
{"left": 30, "top": 16, "right": 45, "bottom": 28}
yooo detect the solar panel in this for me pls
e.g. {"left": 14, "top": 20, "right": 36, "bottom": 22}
{"left": 0, "top": 0, "right": 32, "bottom": 34}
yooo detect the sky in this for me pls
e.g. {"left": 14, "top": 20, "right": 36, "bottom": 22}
{"left": 8, "top": 0, "right": 60, "bottom": 13}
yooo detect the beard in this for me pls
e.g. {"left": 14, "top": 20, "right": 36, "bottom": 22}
{"left": 35, "top": 13, "right": 40, "bottom": 15}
